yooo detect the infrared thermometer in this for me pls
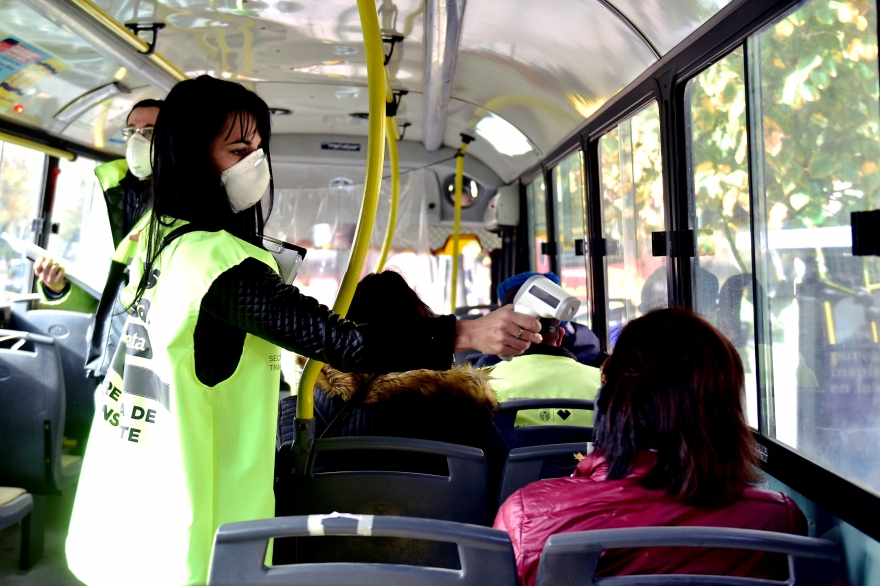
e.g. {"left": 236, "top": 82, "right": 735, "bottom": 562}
{"left": 500, "top": 275, "right": 581, "bottom": 360}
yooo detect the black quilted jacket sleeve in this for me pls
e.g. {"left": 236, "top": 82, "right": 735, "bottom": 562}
{"left": 200, "top": 257, "right": 456, "bottom": 374}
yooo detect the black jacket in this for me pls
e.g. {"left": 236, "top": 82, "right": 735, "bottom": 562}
{"left": 279, "top": 363, "right": 507, "bottom": 494}
{"left": 195, "top": 258, "right": 457, "bottom": 383}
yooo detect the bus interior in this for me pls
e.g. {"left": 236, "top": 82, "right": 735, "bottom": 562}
{"left": 1, "top": 0, "right": 879, "bottom": 583}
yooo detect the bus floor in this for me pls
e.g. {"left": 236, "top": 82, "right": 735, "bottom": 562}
{"left": 0, "top": 486, "right": 84, "bottom": 586}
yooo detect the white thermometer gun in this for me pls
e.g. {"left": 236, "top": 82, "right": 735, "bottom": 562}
{"left": 500, "top": 275, "right": 581, "bottom": 361}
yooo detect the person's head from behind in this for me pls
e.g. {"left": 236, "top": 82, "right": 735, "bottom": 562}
{"left": 134, "top": 75, "right": 274, "bottom": 304}
{"left": 123, "top": 98, "right": 164, "bottom": 179}
{"left": 347, "top": 270, "right": 434, "bottom": 323}
{"left": 594, "top": 308, "right": 756, "bottom": 507}
{"left": 497, "top": 272, "right": 565, "bottom": 347}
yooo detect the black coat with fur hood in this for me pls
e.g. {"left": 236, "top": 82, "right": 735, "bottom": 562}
{"left": 279, "top": 364, "right": 508, "bottom": 487}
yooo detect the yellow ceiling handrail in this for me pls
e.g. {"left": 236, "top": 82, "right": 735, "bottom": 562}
{"left": 68, "top": 0, "right": 187, "bottom": 82}
{"left": 296, "top": 0, "right": 387, "bottom": 418}
{"left": 0, "top": 131, "right": 75, "bottom": 161}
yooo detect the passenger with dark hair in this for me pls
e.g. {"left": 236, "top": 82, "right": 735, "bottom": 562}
{"left": 279, "top": 270, "right": 507, "bottom": 483}
{"left": 495, "top": 308, "right": 807, "bottom": 586}
{"left": 476, "top": 271, "right": 601, "bottom": 426}
{"left": 66, "top": 75, "right": 540, "bottom": 586}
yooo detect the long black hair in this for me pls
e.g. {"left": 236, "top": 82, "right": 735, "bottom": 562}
{"left": 131, "top": 75, "right": 274, "bottom": 306}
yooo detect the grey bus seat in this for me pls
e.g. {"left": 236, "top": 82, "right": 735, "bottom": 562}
{"left": 23, "top": 310, "right": 97, "bottom": 446}
{"left": 0, "top": 487, "right": 34, "bottom": 570}
{"left": 535, "top": 526, "right": 845, "bottom": 586}
{"left": 494, "top": 398, "right": 594, "bottom": 449}
{"left": 498, "top": 442, "right": 589, "bottom": 506}
{"left": 0, "top": 329, "right": 82, "bottom": 568}
{"left": 209, "top": 514, "right": 518, "bottom": 586}
{"left": 274, "top": 436, "right": 488, "bottom": 566}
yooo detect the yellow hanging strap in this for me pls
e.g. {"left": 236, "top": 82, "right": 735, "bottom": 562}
{"left": 296, "top": 0, "right": 387, "bottom": 419}
{"left": 450, "top": 134, "right": 474, "bottom": 314}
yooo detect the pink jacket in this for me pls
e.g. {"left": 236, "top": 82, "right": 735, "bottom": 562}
{"left": 494, "top": 450, "right": 807, "bottom": 586}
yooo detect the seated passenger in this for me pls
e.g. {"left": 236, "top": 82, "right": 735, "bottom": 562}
{"left": 494, "top": 308, "right": 807, "bottom": 586}
{"left": 476, "top": 272, "right": 601, "bottom": 426}
{"left": 279, "top": 270, "right": 507, "bottom": 479}
{"left": 560, "top": 321, "right": 602, "bottom": 367}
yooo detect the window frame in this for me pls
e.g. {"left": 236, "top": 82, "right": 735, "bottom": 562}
{"left": 514, "top": 0, "right": 880, "bottom": 543}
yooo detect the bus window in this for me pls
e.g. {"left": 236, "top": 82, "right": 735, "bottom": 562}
{"left": 598, "top": 102, "right": 666, "bottom": 348}
{"left": 525, "top": 176, "right": 549, "bottom": 273}
{"left": 552, "top": 151, "right": 590, "bottom": 326}
{"left": 685, "top": 46, "right": 758, "bottom": 426}
{"left": 0, "top": 140, "right": 46, "bottom": 302}
{"left": 46, "top": 157, "right": 113, "bottom": 292}
{"left": 752, "top": 0, "right": 880, "bottom": 493}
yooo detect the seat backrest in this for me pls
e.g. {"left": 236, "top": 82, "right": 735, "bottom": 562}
{"left": 23, "top": 310, "right": 96, "bottom": 443}
{"left": 535, "top": 526, "right": 844, "bottom": 586}
{"left": 494, "top": 398, "right": 594, "bottom": 449}
{"left": 498, "top": 442, "right": 588, "bottom": 506}
{"left": 275, "top": 436, "right": 489, "bottom": 566}
{"left": 209, "top": 514, "right": 518, "bottom": 586}
{"left": 0, "top": 330, "right": 66, "bottom": 494}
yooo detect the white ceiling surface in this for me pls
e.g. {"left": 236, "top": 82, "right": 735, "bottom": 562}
{"left": 0, "top": 0, "right": 732, "bottom": 180}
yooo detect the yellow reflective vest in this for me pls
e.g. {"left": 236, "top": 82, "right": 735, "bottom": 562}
{"left": 67, "top": 220, "right": 282, "bottom": 586}
{"left": 487, "top": 352, "right": 601, "bottom": 427}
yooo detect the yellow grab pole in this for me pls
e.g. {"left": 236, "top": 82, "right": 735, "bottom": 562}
{"left": 297, "top": 0, "right": 387, "bottom": 418}
{"left": 450, "top": 135, "right": 473, "bottom": 314}
{"left": 376, "top": 115, "right": 400, "bottom": 272}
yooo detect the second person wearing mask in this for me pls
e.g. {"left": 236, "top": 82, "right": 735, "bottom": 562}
{"left": 34, "top": 98, "right": 163, "bottom": 379}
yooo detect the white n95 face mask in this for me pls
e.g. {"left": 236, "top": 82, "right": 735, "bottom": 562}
{"left": 126, "top": 133, "right": 153, "bottom": 178}
{"left": 220, "top": 148, "right": 270, "bottom": 213}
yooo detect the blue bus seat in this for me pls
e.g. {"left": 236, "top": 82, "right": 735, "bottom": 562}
{"left": 209, "top": 514, "right": 518, "bottom": 586}
{"left": 498, "top": 442, "right": 589, "bottom": 506}
{"left": 275, "top": 436, "right": 488, "bottom": 567}
{"left": 535, "top": 526, "right": 844, "bottom": 586}
{"left": 494, "top": 398, "right": 594, "bottom": 449}
{"left": 0, "top": 487, "right": 33, "bottom": 570}
{"left": 0, "top": 329, "right": 82, "bottom": 568}
{"left": 23, "top": 310, "right": 97, "bottom": 447}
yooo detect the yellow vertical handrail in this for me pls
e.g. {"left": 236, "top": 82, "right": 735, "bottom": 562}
{"left": 450, "top": 136, "right": 471, "bottom": 313}
{"left": 296, "top": 0, "right": 387, "bottom": 417}
{"left": 376, "top": 115, "right": 400, "bottom": 271}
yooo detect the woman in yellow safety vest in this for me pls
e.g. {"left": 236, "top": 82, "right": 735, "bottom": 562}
{"left": 65, "top": 75, "right": 541, "bottom": 586}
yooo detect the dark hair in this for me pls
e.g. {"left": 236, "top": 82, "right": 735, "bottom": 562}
{"left": 594, "top": 308, "right": 757, "bottom": 507}
{"left": 132, "top": 76, "right": 273, "bottom": 306}
{"left": 126, "top": 99, "right": 164, "bottom": 125}
{"left": 347, "top": 270, "right": 435, "bottom": 323}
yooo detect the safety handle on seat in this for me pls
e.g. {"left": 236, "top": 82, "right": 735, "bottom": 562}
{"left": 209, "top": 515, "right": 517, "bottom": 586}
{"left": 536, "top": 526, "right": 844, "bottom": 586}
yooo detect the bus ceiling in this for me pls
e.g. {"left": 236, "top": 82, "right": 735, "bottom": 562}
{"left": 0, "top": 0, "right": 733, "bottom": 181}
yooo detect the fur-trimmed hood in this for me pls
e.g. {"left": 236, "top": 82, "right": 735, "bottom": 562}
{"left": 316, "top": 364, "right": 499, "bottom": 411}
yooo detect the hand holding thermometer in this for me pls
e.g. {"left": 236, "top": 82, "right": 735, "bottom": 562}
{"left": 500, "top": 275, "right": 581, "bottom": 361}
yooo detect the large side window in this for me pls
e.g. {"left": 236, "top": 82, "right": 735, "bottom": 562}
{"left": 525, "top": 176, "right": 549, "bottom": 273}
{"left": 552, "top": 151, "right": 590, "bottom": 324}
{"left": 598, "top": 102, "right": 666, "bottom": 347}
{"left": 752, "top": 0, "right": 880, "bottom": 493}
{"left": 47, "top": 157, "right": 113, "bottom": 292}
{"left": 0, "top": 140, "right": 46, "bottom": 301}
{"left": 685, "top": 47, "right": 758, "bottom": 426}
